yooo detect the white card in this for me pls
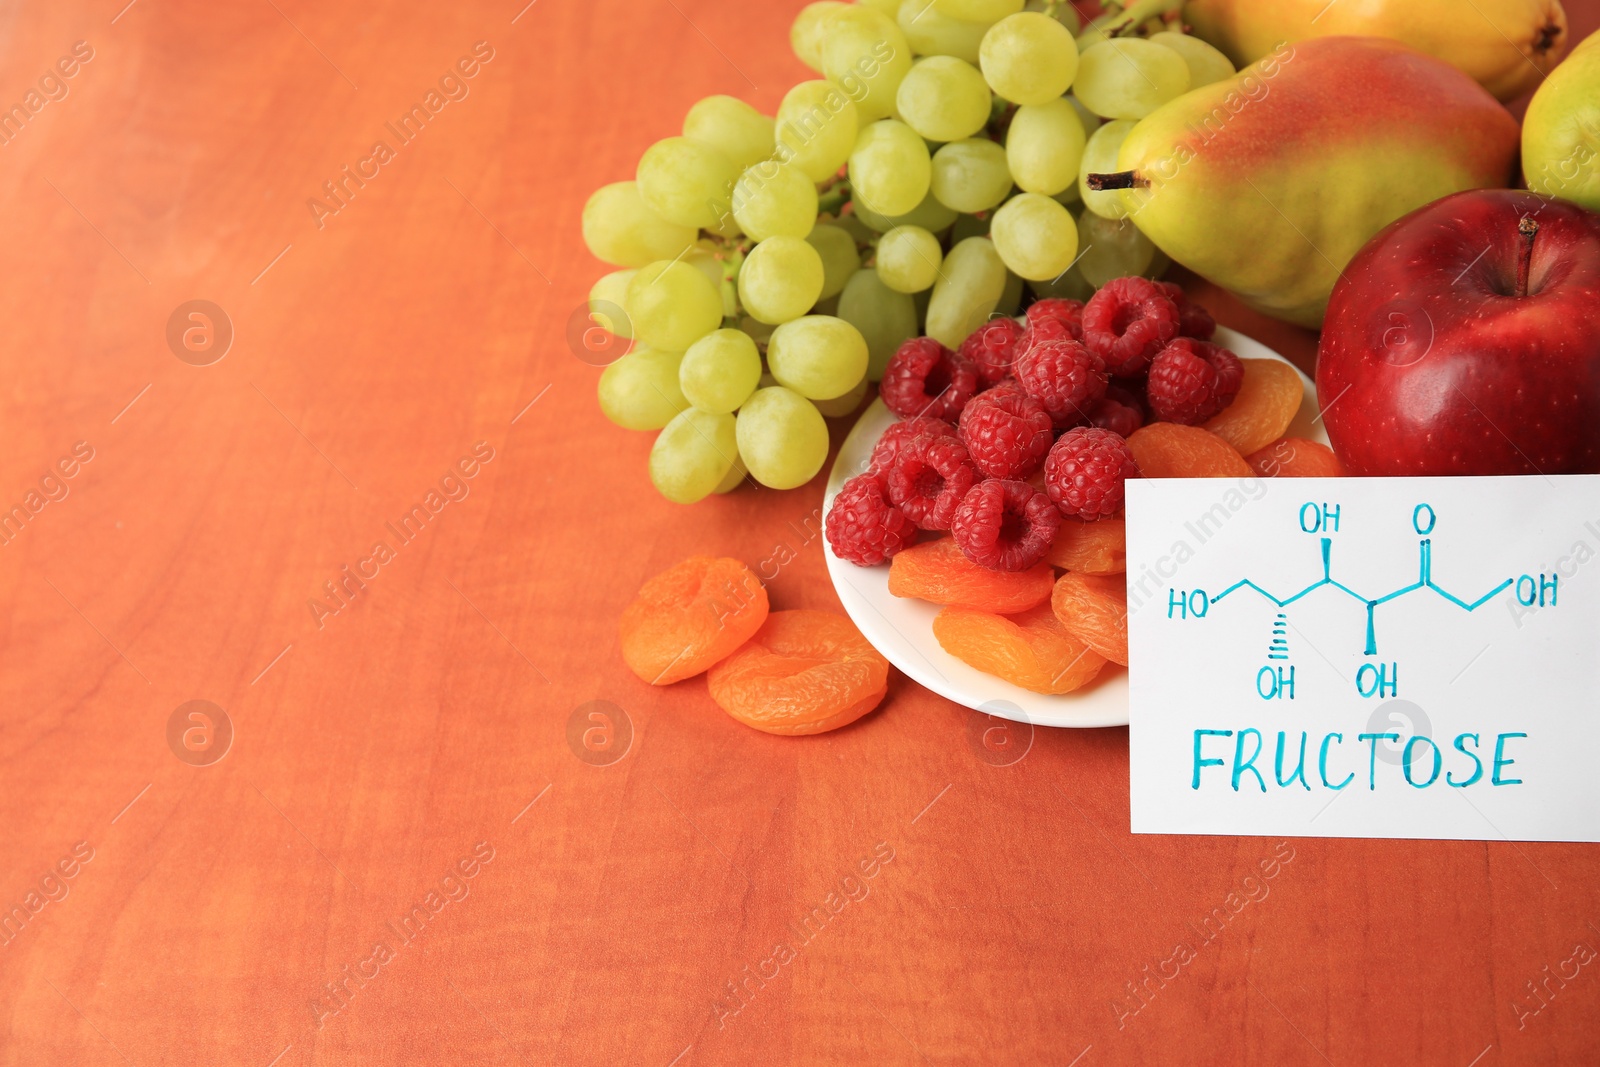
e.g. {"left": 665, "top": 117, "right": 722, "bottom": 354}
{"left": 1125, "top": 475, "right": 1600, "bottom": 842}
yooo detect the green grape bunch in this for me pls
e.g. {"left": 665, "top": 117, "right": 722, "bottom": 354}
{"left": 579, "top": 0, "right": 1218, "bottom": 505}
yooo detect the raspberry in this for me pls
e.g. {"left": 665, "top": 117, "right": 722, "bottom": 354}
{"left": 1013, "top": 338, "right": 1107, "bottom": 430}
{"left": 1155, "top": 280, "right": 1217, "bottom": 341}
{"left": 958, "top": 384, "right": 1054, "bottom": 480}
{"left": 951, "top": 480, "right": 1061, "bottom": 572}
{"left": 1017, "top": 315, "right": 1075, "bottom": 363}
{"left": 867, "top": 415, "right": 956, "bottom": 475}
{"left": 957, "top": 317, "right": 1025, "bottom": 385}
{"left": 826, "top": 475, "right": 918, "bottom": 566}
{"left": 885, "top": 433, "right": 981, "bottom": 531}
{"left": 1146, "top": 338, "right": 1244, "bottom": 424}
{"left": 1025, "top": 298, "right": 1084, "bottom": 339}
{"left": 1106, "top": 382, "right": 1147, "bottom": 418}
{"left": 1210, "top": 347, "right": 1244, "bottom": 405}
{"left": 1090, "top": 389, "right": 1144, "bottom": 439}
{"left": 1044, "top": 427, "right": 1139, "bottom": 521}
{"left": 880, "top": 337, "right": 981, "bottom": 421}
{"left": 1082, "top": 277, "right": 1181, "bottom": 377}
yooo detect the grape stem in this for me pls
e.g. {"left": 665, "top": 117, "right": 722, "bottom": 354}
{"left": 987, "top": 99, "right": 1018, "bottom": 142}
{"left": 817, "top": 176, "right": 851, "bottom": 219}
{"left": 1085, "top": 171, "right": 1149, "bottom": 191}
{"left": 1082, "top": 0, "right": 1184, "bottom": 38}
{"left": 1515, "top": 215, "right": 1538, "bottom": 298}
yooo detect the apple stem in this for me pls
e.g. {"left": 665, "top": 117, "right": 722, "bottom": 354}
{"left": 1516, "top": 215, "right": 1538, "bottom": 298}
{"left": 1086, "top": 171, "right": 1149, "bottom": 191}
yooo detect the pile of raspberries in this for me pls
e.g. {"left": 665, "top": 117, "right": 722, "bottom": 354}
{"left": 826, "top": 277, "right": 1240, "bottom": 571}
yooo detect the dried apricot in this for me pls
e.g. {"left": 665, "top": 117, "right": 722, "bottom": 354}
{"left": 1125, "top": 423, "right": 1253, "bottom": 478}
{"left": 619, "top": 556, "right": 768, "bottom": 685}
{"left": 1045, "top": 517, "right": 1126, "bottom": 575}
{"left": 933, "top": 602, "right": 1106, "bottom": 695}
{"left": 707, "top": 610, "right": 889, "bottom": 735}
{"left": 1202, "top": 358, "right": 1303, "bottom": 455}
{"left": 1050, "top": 572, "right": 1128, "bottom": 666}
{"left": 1246, "top": 437, "right": 1346, "bottom": 478}
{"left": 888, "top": 537, "right": 1054, "bottom": 613}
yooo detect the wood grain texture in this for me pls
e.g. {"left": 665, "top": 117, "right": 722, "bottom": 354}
{"left": 0, "top": 1, "right": 1597, "bottom": 1064}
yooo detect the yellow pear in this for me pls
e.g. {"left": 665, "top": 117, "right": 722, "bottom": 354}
{"left": 1183, "top": 0, "right": 1567, "bottom": 101}
{"left": 1523, "top": 28, "right": 1600, "bottom": 212}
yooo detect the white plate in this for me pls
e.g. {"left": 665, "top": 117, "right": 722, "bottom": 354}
{"left": 822, "top": 326, "right": 1328, "bottom": 729}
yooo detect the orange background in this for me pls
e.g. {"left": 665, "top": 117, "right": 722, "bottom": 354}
{"left": 1, "top": 1, "right": 1597, "bottom": 1064}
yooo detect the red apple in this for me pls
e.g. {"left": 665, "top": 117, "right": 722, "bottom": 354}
{"left": 1317, "top": 189, "right": 1600, "bottom": 475}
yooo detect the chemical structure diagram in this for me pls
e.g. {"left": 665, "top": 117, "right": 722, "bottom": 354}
{"left": 1165, "top": 501, "right": 1559, "bottom": 701}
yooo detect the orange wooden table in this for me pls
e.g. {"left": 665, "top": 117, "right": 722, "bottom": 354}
{"left": 2, "top": 2, "right": 1597, "bottom": 1064}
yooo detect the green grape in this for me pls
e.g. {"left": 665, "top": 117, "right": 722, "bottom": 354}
{"left": 597, "top": 346, "right": 688, "bottom": 431}
{"left": 636, "top": 137, "right": 740, "bottom": 230}
{"left": 1027, "top": 264, "right": 1093, "bottom": 302}
{"left": 812, "top": 373, "right": 869, "bottom": 417}
{"left": 1070, "top": 96, "right": 1101, "bottom": 138}
{"left": 837, "top": 268, "right": 919, "bottom": 380}
{"left": 896, "top": 0, "right": 992, "bottom": 64}
{"left": 876, "top": 225, "right": 944, "bottom": 293}
{"left": 814, "top": 294, "right": 841, "bottom": 316}
{"left": 822, "top": 8, "right": 914, "bottom": 124}
{"left": 849, "top": 119, "right": 932, "bottom": 218}
{"left": 683, "top": 96, "right": 776, "bottom": 171}
{"left": 777, "top": 80, "right": 860, "bottom": 183}
{"left": 979, "top": 12, "right": 1077, "bottom": 106}
{"left": 933, "top": 0, "right": 1023, "bottom": 19}
{"left": 713, "top": 453, "right": 748, "bottom": 494}
{"left": 1053, "top": 183, "right": 1082, "bottom": 206}
{"left": 996, "top": 268, "right": 1025, "bottom": 316}
{"left": 989, "top": 192, "right": 1078, "bottom": 281}
{"left": 738, "top": 237, "right": 826, "bottom": 325}
{"left": 857, "top": 0, "right": 901, "bottom": 12}
{"left": 705, "top": 213, "right": 744, "bottom": 242}
{"left": 1005, "top": 98, "right": 1086, "bottom": 196}
{"left": 792, "top": 2, "right": 849, "bottom": 72}
{"left": 767, "top": 315, "right": 869, "bottom": 399}
{"left": 1075, "top": 25, "right": 1114, "bottom": 52}
{"left": 627, "top": 260, "right": 724, "bottom": 352}
{"left": 581, "top": 182, "right": 697, "bottom": 268}
{"left": 736, "top": 386, "right": 830, "bottom": 489}
{"left": 1022, "top": 0, "right": 1079, "bottom": 34}
{"left": 832, "top": 211, "right": 878, "bottom": 245}
{"left": 1075, "top": 210, "right": 1156, "bottom": 288}
{"left": 650, "top": 409, "right": 739, "bottom": 504}
{"left": 1078, "top": 119, "right": 1135, "bottom": 219}
{"left": 807, "top": 223, "right": 862, "bottom": 299}
{"left": 1149, "top": 31, "right": 1235, "bottom": 89}
{"left": 930, "top": 138, "right": 1013, "bottom": 213}
{"left": 732, "top": 162, "right": 818, "bottom": 241}
{"left": 896, "top": 56, "right": 993, "bottom": 143}
{"left": 925, "top": 236, "right": 1007, "bottom": 348}
{"left": 679, "top": 328, "right": 762, "bottom": 413}
{"left": 588, "top": 269, "right": 636, "bottom": 340}
{"left": 1072, "top": 39, "right": 1191, "bottom": 121}
{"left": 682, "top": 244, "right": 728, "bottom": 293}
{"left": 739, "top": 317, "right": 776, "bottom": 349}
{"left": 851, "top": 188, "right": 959, "bottom": 234}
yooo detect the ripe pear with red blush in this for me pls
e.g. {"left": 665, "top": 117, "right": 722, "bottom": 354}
{"left": 1093, "top": 38, "right": 1520, "bottom": 328}
{"left": 1317, "top": 189, "right": 1600, "bottom": 476}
